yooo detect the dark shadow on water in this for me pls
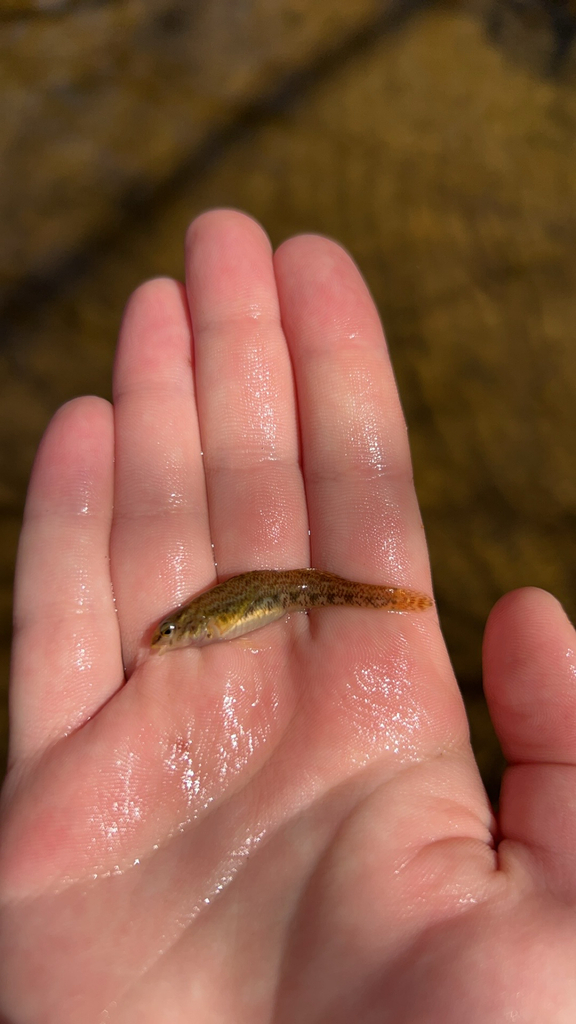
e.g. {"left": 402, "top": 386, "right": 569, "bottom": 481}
{"left": 0, "top": 0, "right": 434, "bottom": 345}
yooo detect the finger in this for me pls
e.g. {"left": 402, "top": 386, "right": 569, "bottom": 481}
{"left": 274, "top": 235, "right": 430, "bottom": 589}
{"left": 185, "top": 210, "right": 309, "bottom": 577}
{"left": 483, "top": 587, "right": 576, "bottom": 900}
{"left": 484, "top": 588, "right": 576, "bottom": 765}
{"left": 274, "top": 236, "right": 465, "bottom": 761}
{"left": 10, "top": 397, "right": 122, "bottom": 765}
{"left": 111, "top": 277, "right": 213, "bottom": 669}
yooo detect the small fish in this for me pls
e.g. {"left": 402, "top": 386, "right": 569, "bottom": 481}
{"left": 151, "top": 568, "right": 432, "bottom": 651}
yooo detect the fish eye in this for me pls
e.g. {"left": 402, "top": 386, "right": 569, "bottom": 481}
{"left": 159, "top": 621, "right": 176, "bottom": 639}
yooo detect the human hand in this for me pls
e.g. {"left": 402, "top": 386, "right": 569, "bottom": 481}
{"left": 1, "top": 210, "right": 575, "bottom": 1023}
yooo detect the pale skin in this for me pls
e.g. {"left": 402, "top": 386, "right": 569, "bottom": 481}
{"left": 1, "top": 211, "right": 576, "bottom": 1024}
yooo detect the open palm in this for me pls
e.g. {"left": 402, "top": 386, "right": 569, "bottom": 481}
{"left": 2, "top": 210, "right": 576, "bottom": 1023}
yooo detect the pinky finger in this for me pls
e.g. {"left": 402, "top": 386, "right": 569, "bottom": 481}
{"left": 9, "top": 397, "right": 123, "bottom": 767}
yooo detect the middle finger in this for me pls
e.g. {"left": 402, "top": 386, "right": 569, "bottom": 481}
{"left": 186, "top": 210, "right": 309, "bottom": 578}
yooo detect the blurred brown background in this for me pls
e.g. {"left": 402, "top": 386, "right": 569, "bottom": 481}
{"left": 2, "top": 0, "right": 576, "bottom": 799}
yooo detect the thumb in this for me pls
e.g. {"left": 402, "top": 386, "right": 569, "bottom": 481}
{"left": 483, "top": 587, "right": 576, "bottom": 902}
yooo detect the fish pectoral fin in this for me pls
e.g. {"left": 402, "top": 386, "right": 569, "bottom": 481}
{"left": 215, "top": 596, "right": 287, "bottom": 641}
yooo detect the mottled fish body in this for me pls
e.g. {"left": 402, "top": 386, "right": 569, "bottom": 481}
{"left": 151, "top": 568, "right": 432, "bottom": 651}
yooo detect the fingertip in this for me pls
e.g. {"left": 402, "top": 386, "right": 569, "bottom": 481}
{"left": 113, "top": 277, "right": 192, "bottom": 403}
{"left": 274, "top": 232, "right": 363, "bottom": 293}
{"left": 483, "top": 586, "right": 576, "bottom": 765}
{"left": 120, "top": 276, "right": 185, "bottom": 328}
{"left": 26, "top": 396, "right": 114, "bottom": 516}
{"left": 47, "top": 393, "right": 112, "bottom": 434}
{"left": 486, "top": 585, "right": 568, "bottom": 624}
{"left": 274, "top": 233, "right": 382, "bottom": 351}
{"left": 184, "top": 209, "right": 277, "bottom": 334}
{"left": 274, "top": 231, "right": 349, "bottom": 263}
{"left": 185, "top": 208, "right": 272, "bottom": 256}
{"left": 484, "top": 587, "right": 573, "bottom": 683}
